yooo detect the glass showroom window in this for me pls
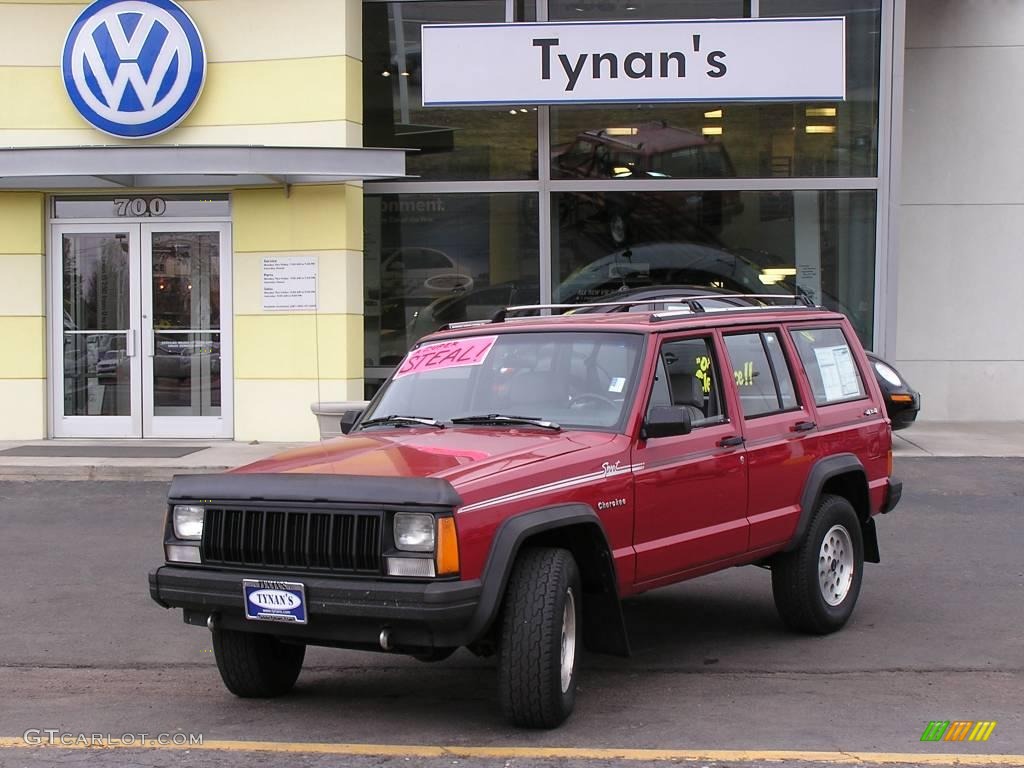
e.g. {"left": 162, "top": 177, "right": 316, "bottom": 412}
{"left": 363, "top": 0, "right": 891, "bottom": 391}
{"left": 363, "top": 1, "right": 538, "bottom": 181}
{"left": 549, "top": 1, "right": 881, "bottom": 178}
{"left": 553, "top": 190, "right": 877, "bottom": 346}
{"left": 364, "top": 193, "right": 540, "bottom": 394}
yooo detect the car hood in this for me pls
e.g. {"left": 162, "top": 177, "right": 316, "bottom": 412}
{"left": 232, "top": 428, "right": 611, "bottom": 491}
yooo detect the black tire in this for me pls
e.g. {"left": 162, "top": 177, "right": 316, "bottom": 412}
{"left": 772, "top": 494, "right": 864, "bottom": 635}
{"left": 212, "top": 629, "right": 305, "bottom": 698}
{"left": 498, "top": 547, "right": 581, "bottom": 729}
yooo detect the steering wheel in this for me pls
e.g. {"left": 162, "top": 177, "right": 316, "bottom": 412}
{"left": 569, "top": 392, "right": 618, "bottom": 410}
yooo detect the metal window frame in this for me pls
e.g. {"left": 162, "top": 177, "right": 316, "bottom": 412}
{"left": 364, "top": 0, "right": 897, "bottom": 368}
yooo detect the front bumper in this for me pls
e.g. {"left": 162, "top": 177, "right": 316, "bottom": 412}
{"left": 888, "top": 390, "right": 921, "bottom": 430}
{"left": 881, "top": 478, "right": 903, "bottom": 514}
{"left": 149, "top": 565, "right": 482, "bottom": 652}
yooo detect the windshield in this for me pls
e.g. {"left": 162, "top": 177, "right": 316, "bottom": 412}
{"left": 362, "top": 332, "right": 644, "bottom": 431}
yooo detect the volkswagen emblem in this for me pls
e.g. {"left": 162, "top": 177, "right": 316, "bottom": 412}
{"left": 62, "top": 0, "right": 206, "bottom": 139}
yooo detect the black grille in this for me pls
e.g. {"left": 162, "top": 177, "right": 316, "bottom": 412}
{"left": 201, "top": 508, "right": 382, "bottom": 573}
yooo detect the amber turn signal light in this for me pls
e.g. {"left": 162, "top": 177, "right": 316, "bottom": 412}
{"left": 436, "top": 517, "right": 460, "bottom": 576}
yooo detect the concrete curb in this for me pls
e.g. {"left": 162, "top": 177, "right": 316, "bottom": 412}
{"left": 0, "top": 466, "right": 230, "bottom": 482}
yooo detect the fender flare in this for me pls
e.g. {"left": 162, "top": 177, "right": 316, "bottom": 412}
{"left": 463, "top": 503, "right": 630, "bottom": 657}
{"left": 785, "top": 453, "right": 868, "bottom": 552}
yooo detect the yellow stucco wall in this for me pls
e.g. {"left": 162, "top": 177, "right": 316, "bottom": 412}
{"left": 232, "top": 185, "right": 364, "bottom": 441}
{"left": 0, "top": 192, "right": 46, "bottom": 438}
{"left": 0, "top": 1, "right": 367, "bottom": 441}
{"left": 0, "top": 0, "right": 363, "bottom": 147}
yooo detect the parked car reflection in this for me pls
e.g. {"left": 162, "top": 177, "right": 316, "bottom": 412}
{"left": 553, "top": 121, "right": 743, "bottom": 243}
{"left": 381, "top": 246, "right": 474, "bottom": 299}
{"left": 556, "top": 242, "right": 772, "bottom": 304}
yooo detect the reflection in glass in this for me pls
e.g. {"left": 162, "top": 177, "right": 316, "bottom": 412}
{"left": 62, "top": 233, "right": 132, "bottom": 416}
{"left": 151, "top": 233, "right": 221, "bottom": 417}
{"left": 553, "top": 189, "right": 877, "bottom": 346}
{"left": 364, "top": 193, "right": 539, "bottom": 368}
{"left": 549, "top": 1, "right": 881, "bottom": 178}
{"left": 549, "top": 0, "right": 746, "bottom": 20}
{"left": 152, "top": 332, "right": 221, "bottom": 417}
{"left": 363, "top": 1, "right": 538, "bottom": 180}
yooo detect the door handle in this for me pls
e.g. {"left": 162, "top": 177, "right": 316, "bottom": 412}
{"left": 717, "top": 435, "right": 744, "bottom": 448}
{"left": 125, "top": 330, "right": 136, "bottom": 358}
{"left": 791, "top": 420, "right": 816, "bottom": 432}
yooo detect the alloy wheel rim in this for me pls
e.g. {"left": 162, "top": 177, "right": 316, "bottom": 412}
{"left": 818, "top": 524, "right": 855, "bottom": 606}
{"left": 560, "top": 587, "right": 577, "bottom": 693}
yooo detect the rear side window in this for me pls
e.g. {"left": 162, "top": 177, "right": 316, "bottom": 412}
{"left": 723, "top": 332, "right": 799, "bottom": 418}
{"left": 789, "top": 327, "right": 866, "bottom": 406}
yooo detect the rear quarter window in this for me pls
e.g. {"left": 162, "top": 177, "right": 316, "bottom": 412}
{"left": 789, "top": 327, "right": 867, "bottom": 406}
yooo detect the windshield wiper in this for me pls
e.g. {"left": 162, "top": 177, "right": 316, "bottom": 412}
{"left": 359, "top": 414, "right": 445, "bottom": 429}
{"left": 450, "top": 414, "right": 561, "bottom": 431}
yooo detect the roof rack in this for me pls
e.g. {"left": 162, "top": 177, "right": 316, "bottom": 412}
{"left": 647, "top": 293, "right": 816, "bottom": 321}
{"left": 443, "top": 294, "right": 817, "bottom": 330}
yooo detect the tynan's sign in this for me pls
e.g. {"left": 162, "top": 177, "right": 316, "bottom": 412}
{"left": 62, "top": 0, "right": 207, "bottom": 139}
{"left": 422, "top": 18, "right": 845, "bottom": 107}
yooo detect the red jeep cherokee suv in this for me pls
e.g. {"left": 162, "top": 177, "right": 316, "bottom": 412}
{"left": 150, "top": 297, "right": 902, "bottom": 728}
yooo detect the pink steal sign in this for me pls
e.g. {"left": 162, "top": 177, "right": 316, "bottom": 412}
{"left": 394, "top": 336, "right": 498, "bottom": 379}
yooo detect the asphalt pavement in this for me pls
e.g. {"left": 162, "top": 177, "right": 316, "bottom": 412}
{"left": 0, "top": 454, "right": 1022, "bottom": 767}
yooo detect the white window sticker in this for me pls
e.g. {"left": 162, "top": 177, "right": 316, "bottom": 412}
{"left": 608, "top": 377, "right": 626, "bottom": 394}
{"left": 813, "top": 345, "right": 861, "bottom": 402}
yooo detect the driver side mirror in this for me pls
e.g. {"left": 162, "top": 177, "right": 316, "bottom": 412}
{"left": 340, "top": 409, "right": 364, "bottom": 435}
{"left": 642, "top": 405, "right": 693, "bottom": 440}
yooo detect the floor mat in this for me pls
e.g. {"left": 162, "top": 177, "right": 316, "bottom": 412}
{"left": 0, "top": 446, "right": 207, "bottom": 459}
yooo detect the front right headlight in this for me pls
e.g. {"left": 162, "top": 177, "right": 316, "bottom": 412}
{"left": 873, "top": 360, "right": 903, "bottom": 388}
{"left": 394, "top": 512, "right": 435, "bottom": 552}
{"left": 172, "top": 505, "right": 205, "bottom": 540}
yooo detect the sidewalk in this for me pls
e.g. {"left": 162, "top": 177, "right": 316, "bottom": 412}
{"left": 0, "top": 422, "right": 1021, "bottom": 482}
{"left": 0, "top": 439, "right": 304, "bottom": 481}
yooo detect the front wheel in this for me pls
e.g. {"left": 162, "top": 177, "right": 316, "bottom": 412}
{"left": 771, "top": 494, "right": 864, "bottom": 634}
{"left": 212, "top": 628, "right": 305, "bottom": 697}
{"left": 498, "top": 547, "right": 581, "bottom": 728}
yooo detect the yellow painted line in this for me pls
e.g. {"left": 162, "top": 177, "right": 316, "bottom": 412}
{"left": 1, "top": 738, "right": 1024, "bottom": 765}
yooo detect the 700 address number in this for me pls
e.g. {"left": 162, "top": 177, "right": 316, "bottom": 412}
{"left": 114, "top": 197, "right": 166, "bottom": 217}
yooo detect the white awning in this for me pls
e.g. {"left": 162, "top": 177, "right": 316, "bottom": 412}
{"left": 0, "top": 145, "right": 408, "bottom": 189}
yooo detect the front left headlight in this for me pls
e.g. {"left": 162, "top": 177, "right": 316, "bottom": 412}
{"left": 172, "top": 505, "right": 205, "bottom": 540}
{"left": 394, "top": 512, "right": 435, "bottom": 552}
{"left": 873, "top": 361, "right": 903, "bottom": 387}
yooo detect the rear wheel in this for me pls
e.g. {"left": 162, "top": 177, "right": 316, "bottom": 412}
{"left": 212, "top": 628, "right": 305, "bottom": 697}
{"left": 771, "top": 494, "right": 864, "bottom": 634}
{"left": 498, "top": 547, "right": 581, "bottom": 728}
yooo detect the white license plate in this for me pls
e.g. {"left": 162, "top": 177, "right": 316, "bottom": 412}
{"left": 242, "top": 579, "right": 307, "bottom": 624}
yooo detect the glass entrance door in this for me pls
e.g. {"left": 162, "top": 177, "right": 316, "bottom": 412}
{"left": 142, "top": 223, "right": 232, "bottom": 438}
{"left": 51, "top": 222, "right": 232, "bottom": 438}
{"left": 53, "top": 225, "right": 142, "bottom": 438}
